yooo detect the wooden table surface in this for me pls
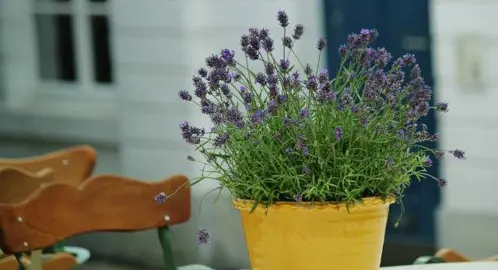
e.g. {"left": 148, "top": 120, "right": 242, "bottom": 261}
{"left": 382, "top": 262, "right": 498, "bottom": 269}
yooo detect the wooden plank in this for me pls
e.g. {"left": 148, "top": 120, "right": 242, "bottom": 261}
{"left": 0, "top": 174, "right": 191, "bottom": 254}
{"left": 0, "top": 167, "right": 55, "bottom": 204}
{"left": 0, "top": 145, "right": 96, "bottom": 187}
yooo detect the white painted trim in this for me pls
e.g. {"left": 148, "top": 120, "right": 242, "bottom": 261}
{"left": 0, "top": 103, "right": 117, "bottom": 145}
{"left": 73, "top": 0, "right": 93, "bottom": 91}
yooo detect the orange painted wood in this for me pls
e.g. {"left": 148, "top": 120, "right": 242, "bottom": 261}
{"left": 435, "top": 248, "right": 498, "bottom": 262}
{"left": 0, "top": 167, "right": 55, "bottom": 204}
{"left": 0, "top": 253, "right": 77, "bottom": 270}
{"left": 0, "top": 145, "right": 96, "bottom": 187}
{"left": 0, "top": 174, "right": 191, "bottom": 254}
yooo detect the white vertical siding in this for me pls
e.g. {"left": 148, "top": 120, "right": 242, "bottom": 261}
{"left": 433, "top": 0, "right": 498, "bottom": 258}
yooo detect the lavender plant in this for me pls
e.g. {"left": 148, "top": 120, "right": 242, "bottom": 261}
{"left": 177, "top": 10, "right": 464, "bottom": 206}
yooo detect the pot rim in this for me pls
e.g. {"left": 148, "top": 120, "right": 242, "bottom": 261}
{"left": 232, "top": 196, "right": 395, "bottom": 211}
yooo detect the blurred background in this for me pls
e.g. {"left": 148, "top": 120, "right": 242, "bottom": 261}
{"left": 0, "top": 0, "right": 496, "bottom": 269}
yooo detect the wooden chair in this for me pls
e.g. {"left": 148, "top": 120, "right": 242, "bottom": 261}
{"left": 0, "top": 167, "right": 79, "bottom": 270}
{"left": 0, "top": 174, "right": 214, "bottom": 270}
{"left": 0, "top": 146, "right": 96, "bottom": 269}
{"left": 414, "top": 248, "right": 498, "bottom": 264}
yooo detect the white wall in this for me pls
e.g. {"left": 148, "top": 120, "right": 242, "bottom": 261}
{"left": 432, "top": 0, "right": 498, "bottom": 258}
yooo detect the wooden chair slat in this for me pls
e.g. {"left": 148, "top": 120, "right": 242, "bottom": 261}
{"left": 0, "top": 167, "right": 55, "bottom": 204}
{"left": 0, "top": 145, "right": 96, "bottom": 186}
{"left": 0, "top": 174, "right": 191, "bottom": 254}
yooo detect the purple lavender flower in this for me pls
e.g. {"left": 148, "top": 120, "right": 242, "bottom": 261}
{"left": 279, "top": 59, "right": 290, "bottom": 72}
{"left": 265, "top": 63, "right": 275, "bottom": 76}
{"left": 434, "top": 150, "right": 445, "bottom": 160}
{"left": 450, "top": 149, "right": 466, "bottom": 160}
{"left": 294, "top": 194, "right": 303, "bottom": 202}
{"left": 398, "top": 129, "right": 406, "bottom": 139}
{"left": 283, "top": 117, "right": 298, "bottom": 126}
{"left": 394, "top": 53, "right": 417, "bottom": 67}
{"left": 436, "top": 102, "right": 449, "bottom": 112}
{"left": 220, "top": 84, "right": 231, "bottom": 98}
{"left": 261, "top": 37, "right": 274, "bottom": 52}
{"left": 274, "top": 132, "right": 281, "bottom": 141}
{"left": 154, "top": 192, "right": 167, "bottom": 204}
{"left": 251, "top": 109, "right": 267, "bottom": 125}
{"left": 268, "top": 99, "right": 277, "bottom": 114}
{"left": 318, "top": 69, "right": 329, "bottom": 84}
{"left": 338, "top": 45, "right": 347, "bottom": 57}
{"left": 180, "top": 121, "right": 204, "bottom": 144}
{"left": 305, "top": 75, "right": 318, "bottom": 91}
{"left": 259, "top": 28, "right": 270, "bottom": 39}
{"left": 300, "top": 144, "right": 309, "bottom": 156}
{"left": 240, "top": 35, "right": 250, "bottom": 48}
{"left": 226, "top": 107, "right": 243, "bottom": 126}
{"left": 428, "top": 133, "right": 439, "bottom": 142}
{"left": 424, "top": 157, "right": 433, "bottom": 167}
{"left": 334, "top": 126, "right": 343, "bottom": 141}
{"left": 249, "top": 28, "right": 259, "bottom": 36}
{"left": 198, "top": 68, "right": 208, "bottom": 78}
{"left": 267, "top": 74, "right": 278, "bottom": 86}
{"left": 213, "top": 133, "right": 230, "bottom": 147}
{"left": 316, "top": 37, "right": 326, "bottom": 51}
{"left": 300, "top": 108, "right": 309, "bottom": 118}
{"left": 197, "top": 229, "right": 210, "bottom": 244}
{"left": 193, "top": 78, "right": 207, "bottom": 99}
{"left": 293, "top": 24, "right": 304, "bottom": 40}
{"left": 210, "top": 113, "right": 224, "bottom": 125}
{"left": 277, "top": 10, "right": 289, "bottom": 27}
{"left": 220, "top": 49, "right": 235, "bottom": 66}
{"left": 241, "top": 91, "right": 253, "bottom": 104}
{"left": 374, "top": 48, "right": 392, "bottom": 68}
{"left": 201, "top": 99, "right": 218, "bottom": 115}
{"left": 291, "top": 71, "right": 301, "bottom": 86}
{"left": 277, "top": 94, "right": 287, "bottom": 104}
{"left": 316, "top": 90, "right": 336, "bottom": 103}
{"left": 230, "top": 72, "right": 241, "bottom": 81}
{"left": 245, "top": 47, "right": 259, "bottom": 60}
{"left": 205, "top": 55, "right": 225, "bottom": 69}
{"left": 359, "top": 28, "right": 379, "bottom": 43}
{"left": 304, "top": 64, "right": 313, "bottom": 76}
{"left": 255, "top": 72, "right": 267, "bottom": 85}
{"left": 283, "top": 36, "right": 293, "bottom": 48}
{"left": 178, "top": 90, "right": 192, "bottom": 101}
{"left": 437, "top": 178, "right": 447, "bottom": 188}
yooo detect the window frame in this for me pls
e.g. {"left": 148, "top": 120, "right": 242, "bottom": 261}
{"left": 0, "top": 0, "right": 117, "bottom": 145}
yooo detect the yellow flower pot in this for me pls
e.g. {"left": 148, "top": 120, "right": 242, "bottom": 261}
{"left": 233, "top": 197, "right": 394, "bottom": 270}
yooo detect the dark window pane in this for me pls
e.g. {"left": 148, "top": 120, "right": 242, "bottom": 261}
{"left": 35, "top": 14, "right": 77, "bottom": 82}
{"left": 90, "top": 15, "right": 113, "bottom": 84}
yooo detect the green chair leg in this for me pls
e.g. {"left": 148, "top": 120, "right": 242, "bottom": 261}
{"left": 158, "top": 226, "right": 178, "bottom": 270}
{"left": 14, "top": 253, "right": 25, "bottom": 270}
{"left": 52, "top": 240, "right": 66, "bottom": 253}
